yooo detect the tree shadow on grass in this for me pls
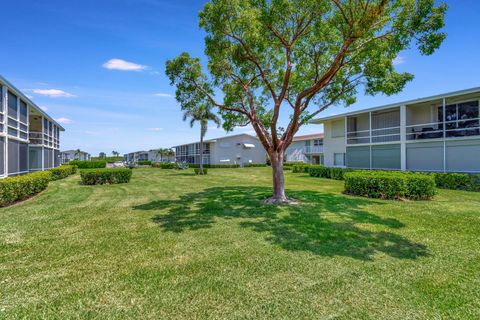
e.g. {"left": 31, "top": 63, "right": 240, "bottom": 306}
{"left": 133, "top": 187, "right": 428, "bottom": 261}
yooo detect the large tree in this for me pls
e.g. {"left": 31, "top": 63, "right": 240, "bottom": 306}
{"left": 166, "top": 0, "right": 446, "bottom": 203}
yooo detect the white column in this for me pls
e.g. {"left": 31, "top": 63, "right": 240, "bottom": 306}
{"left": 2, "top": 86, "right": 7, "bottom": 176}
{"left": 442, "top": 97, "right": 446, "bottom": 172}
{"left": 41, "top": 116, "right": 44, "bottom": 171}
{"left": 369, "top": 112, "right": 372, "bottom": 169}
{"left": 400, "top": 105, "right": 407, "bottom": 171}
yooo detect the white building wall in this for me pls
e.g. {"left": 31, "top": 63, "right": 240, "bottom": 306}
{"left": 210, "top": 135, "right": 266, "bottom": 165}
{"left": 323, "top": 119, "right": 346, "bottom": 167}
{"left": 285, "top": 141, "right": 309, "bottom": 162}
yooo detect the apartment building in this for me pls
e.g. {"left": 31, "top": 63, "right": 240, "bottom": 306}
{"left": 60, "top": 150, "right": 91, "bottom": 164}
{"left": 173, "top": 133, "right": 266, "bottom": 166}
{"left": 285, "top": 133, "right": 324, "bottom": 164}
{"left": 124, "top": 151, "right": 148, "bottom": 163}
{"left": 147, "top": 149, "right": 175, "bottom": 163}
{"left": 0, "top": 75, "right": 64, "bottom": 177}
{"left": 311, "top": 87, "right": 480, "bottom": 173}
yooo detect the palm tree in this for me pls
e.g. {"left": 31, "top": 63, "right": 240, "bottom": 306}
{"left": 156, "top": 148, "right": 166, "bottom": 162}
{"left": 99, "top": 152, "right": 106, "bottom": 159}
{"left": 74, "top": 149, "right": 82, "bottom": 160}
{"left": 112, "top": 151, "right": 119, "bottom": 157}
{"left": 183, "top": 105, "right": 220, "bottom": 174}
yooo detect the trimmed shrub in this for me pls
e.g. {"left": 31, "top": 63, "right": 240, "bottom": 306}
{"left": 308, "top": 166, "right": 352, "bottom": 180}
{"left": 344, "top": 171, "right": 436, "bottom": 200}
{"left": 70, "top": 160, "right": 107, "bottom": 169}
{"left": 188, "top": 164, "right": 240, "bottom": 168}
{"left": 91, "top": 156, "right": 124, "bottom": 163}
{"left": 80, "top": 169, "right": 132, "bottom": 185}
{"left": 160, "top": 162, "right": 175, "bottom": 169}
{"left": 194, "top": 168, "right": 208, "bottom": 175}
{"left": 433, "top": 172, "right": 475, "bottom": 191}
{"left": 137, "top": 160, "right": 152, "bottom": 166}
{"left": 283, "top": 162, "right": 305, "bottom": 167}
{"left": 244, "top": 163, "right": 268, "bottom": 167}
{"left": 0, "top": 171, "right": 52, "bottom": 207}
{"left": 291, "top": 164, "right": 311, "bottom": 173}
{"left": 49, "top": 165, "right": 77, "bottom": 181}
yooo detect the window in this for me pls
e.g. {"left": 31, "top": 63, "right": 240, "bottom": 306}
{"left": 20, "top": 100, "right": 28, "bottom": 124}
{"left": 8, "top": 127, "right": 17, "bottom": 136}
{"left": 438, "top": 100, "right": 479, "bottom": 137}
{"left": 331, "top": 120, "right": 345, "bottom": 138}
{"left": 313, "top": 139, "right": 323, "bottom": 146}
{"left": 0, "top": 86, "right": 3, "bottom": 113}
{"left": 7, "top": 91, "right": 17, "bottom": 119}
{"left": 334, "top": 153, "right": 345, "bottom": 166}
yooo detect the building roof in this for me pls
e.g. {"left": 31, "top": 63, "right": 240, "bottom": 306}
{"left": 310, "top": 86, "right": 480, "bottom": 123}
{"left": 292, "top": 133, "right": 324, "bottom": 141}
{"left": 0, "top": 74, "right": 66, "bottom": 131}
{"left": 172, "top": 133, "right": 258, "bottom": 148}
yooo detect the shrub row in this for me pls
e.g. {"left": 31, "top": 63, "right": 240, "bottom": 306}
{"left": 80, "top": 168, "right": 132, "bottom": 185}
{"left": 49, "top": 165, "right": 77, "bottom": 181}
{"left": 309, "top": 165, "right": 353, "bottom": 180}
{"left": 291, "top": 164, "right": 312, "bottom": 173}
{"left": 188, "top": 164, "right": 240, "bottom": 168}
{"left": 0, "top": 171, "right": 53, "bottom": 207}
{"left": 158, "top": 162, "right": 175, "bottom": 169}
{"left": 137, "top": 160, "right": 152, "bottom": 166}
{"left": 244, "top": 163, "right": 268, "bottom": 167}
{"left": 194, "top": 168, "right": 208, "bottom": 175}
{"left": 69, "top": 160, "right": 107, "bottom": 169}
{"left": 432, "top": 172, "right": 480, "bottom": 192}
{"left": 91, "top": 156, "right": 124, "bottom": 162}
{"left": 344, "top": 171, "right": 436, "bottom": 200}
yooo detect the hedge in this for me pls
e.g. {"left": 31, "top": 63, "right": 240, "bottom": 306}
{"left": 157, "top": 162, "right": 175, "bottom": 169}
{"left": 188, "top": 164, "right": 240, "bottom": 168}
{"left": 291, "top": 164, "right": 312, "bottom": 173}
{"left": 137, "top": 160, "right": 152, "bottom": 166}
{"left": 49, "top": 165, "right": 77, "bottom": 180}
{"left": 0, "top": 171, "right": 53, "bottom": 207}
{"left": 194, "top": 168, "right": 208, "bottom": 175}
{"left": 80, "top": 168, "right": 132, "bottom": 185}
{"left": 244, "top": 163, "right": 268, "bottom": 167}
{"left": 309, "top": 165, "right": 353, "bottom": 180}
{"left": 91, "top": 156, "right": 124, "bottom": 162}
{"left": 433, "top": 172, "right": 480, "bottom": 192}
{"left": 70, "top": 160, "right": 107, "bottom": 169}
{"left": 344, "top": 171, "right": 436, "bottom": 200}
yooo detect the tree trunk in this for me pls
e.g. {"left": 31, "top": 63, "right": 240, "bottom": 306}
{"left": 199, "top": 132, "right": 204, "bottom": 174}
{"left": 268, "top": 150, "right": 288, "bottom": 204}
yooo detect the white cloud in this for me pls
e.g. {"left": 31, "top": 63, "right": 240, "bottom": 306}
{"left": 32, "top": 89, "right": 76, "bottom": 98}
{"left": 147, "top": 127, "right": 163, "bottom": 132}
{"left": 102, "top": 58, "right": 147, "bottom": 71}
{"left": 55, "top": 117, "right": 73, "bottom": 124}
{"left": 40, "top": 106, "right": 48, "bottom": 111}
{"left": 154, "top": 93, "right": 173, "bottom": 97}
{"left": 393, "top": 56, "right": 406, "bottom": 66}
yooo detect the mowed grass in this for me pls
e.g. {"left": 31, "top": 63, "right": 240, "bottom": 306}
{"left": 1, "top": 168, "right": 480, "bottom": 319}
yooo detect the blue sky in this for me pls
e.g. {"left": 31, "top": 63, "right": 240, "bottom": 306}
{"left": 1, "top": 0, "right": 479, "bottom": 155}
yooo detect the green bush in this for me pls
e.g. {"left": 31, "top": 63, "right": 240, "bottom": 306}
{"left": 308, "top": 166, "right": 352, "bottom": 180}
{"left": 0, "top": 171, "right": 53, "bottom": 207}
{"left": 80, "top": 169, "right": 132, "bottom": 185}
{"left": 188, "top": 164, "right": 240, "bottom": 168}
{"left": 137, "top": 160, "right": 152, "bottom": 166}
{"left": 70, "top": 160, "right": 107, "bottom": 169}
{"left": 49, "top": 165, "right": 77, "bottom": 180}
{"left": 194, "top": 168, "right": 208, "bottom": 175}
{"left": 91, "top": 156, "right": 124, "bottom": 163}
{"left": 283, "top": 162, "right": 305, "bottom": 167}
{"left": 291, "top": 164, "right": 311, "bottom": 173}
{"left": 344, "top": 171, "right": 436, "bottom": 200}
{"left": 160, "top": 162, "right": 175, "bottom": 169}
{"left": 244, "top": 163, "right": 268, "bottom": 167}
{"left": 433, "top": 172, "right": 475, "bottom": 191}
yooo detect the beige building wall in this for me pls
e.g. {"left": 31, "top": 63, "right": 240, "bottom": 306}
{"left": 323, "top": 119, "right": 346, "bottom": 167}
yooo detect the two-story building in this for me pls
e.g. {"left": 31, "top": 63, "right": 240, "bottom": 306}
{"left": 285, "top": 133, "right": 324, "bottom": 164}
{"left": 311, "top": 87, "right": 480, "bottom": 173}
{"left": 61, "top": 150, "right": 91, "bottom": 164}
{"left": 0, "top": 75, "right": 64, "bottom": 177}
{"left": 173, "top": 133, "right": 266, "bottom": 166}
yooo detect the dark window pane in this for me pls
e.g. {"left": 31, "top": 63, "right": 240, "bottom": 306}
{"left": 8, "top": 91, "right": 18, "bottom": 119}
{"left": 0, "top": 137, "right": 4, "bottom": 175}
{"left": 8, "top": 118, "right": 17, "bottom": 127}
{"left": 0, "top": 86, "right": 3, "bottom": 113}
{"left": 20, "top": 100, "right": 28, "bottom": 123}
{"left": 19, "top": 143, "right": 28, "bottom": 172}
{"left": 8, "top": 140, "right": 19, "bottom": 174}
{"left": 20, "top": 132, "right": 28, "bottom": 140}
{"left": 19, "top": 123, "right": 28, "bottom": 132}
{"left": 8, "top": 127, "right": 17, "bottom": 136}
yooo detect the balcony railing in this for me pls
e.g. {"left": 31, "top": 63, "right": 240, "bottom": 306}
{"left": 304, "top": 146, "right": 323, "bottom": 154}
{"left": 29, "top": 132, "right": 43, "bottom": 145}
{"left": 407, "top": 118, "right": 480, "bottom": 140}
{"left": 347, "top": 126, "right": 401, "bottom": 145}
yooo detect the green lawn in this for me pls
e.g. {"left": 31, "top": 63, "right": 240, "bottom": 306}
{"left": 1, "top": 168, "right": 480, "bottom": 319}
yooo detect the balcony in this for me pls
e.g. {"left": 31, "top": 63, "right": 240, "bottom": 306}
{"left": 304, "top": 146, "right": 323, "bottom": 154}
{"left": 29, "top": 132, "right": 43, "bottom": 145}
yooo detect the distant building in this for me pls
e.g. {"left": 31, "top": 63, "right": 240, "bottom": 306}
{"left": 285, "top": 133, "right": 324, "bottom": 164}
{"left": 147, "top": 149, "right": 175, "bottom": 163}
{"left": 61, "top": 150, "right": 91, "bottom": 164}
{"left": 311, "top": 87, "right": 480, "bottom": 172}
{"left": 123, "top": 151, "right": 148, "bottom": 163}
{"left": 173, "top": 133, "right": 266, "bottom": 166}
{"left": 0, "top": 75, "right": 64, "bottom": 177}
